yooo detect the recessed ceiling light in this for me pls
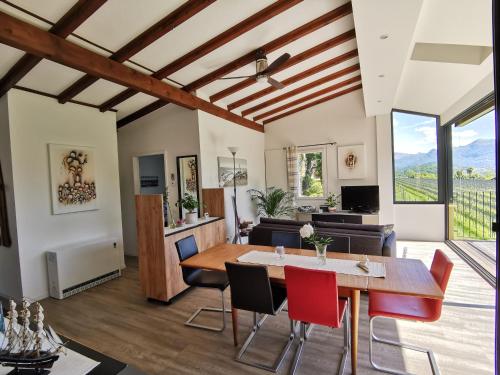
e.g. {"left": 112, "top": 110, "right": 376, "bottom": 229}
{"left": 378, "top": 74, "right": 385, "bottom": 78}
{"left": 377, "top": 100, "right": 382, "bottom": 103}
{"left": 380, "top": 34, "right": 389, "bottom": 40}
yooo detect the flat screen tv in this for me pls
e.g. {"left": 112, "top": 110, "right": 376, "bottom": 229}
{"left": 341, "top": 185, "right": 379, "bottom": 213}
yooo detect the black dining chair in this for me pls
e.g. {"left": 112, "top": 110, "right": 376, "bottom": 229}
{"left": 225, "top": 262, "right": 295, "bottom": 373}
{"left": 271, "top": 231, "right": 301, "bottom": 249}
{"left": 175, "top": 235, "right": 230, "bottom": 332}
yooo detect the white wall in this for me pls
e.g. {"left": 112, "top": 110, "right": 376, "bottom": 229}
{"left": 197, "top": 111, "right": 266, "bottom": 239}
{"left": 375, "top": 114, "right": 395, "bottom": 225}
{"left": 118, "top": 104, "right": 200, "bottom": 255}
{"left": 0, "top": 95, "right": 23, "bottom": 300}
{"left": 6, "top": 89, "right": 123, "bottom": 300}
{"left": 264, "top": 90, "right": 378, "bottom": 209}
{"left": 394, "top": 204, "right": 445, "bottom": 241}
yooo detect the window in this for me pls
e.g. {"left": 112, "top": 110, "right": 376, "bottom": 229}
{"left": 392, "top": 110, "right": 442, "bottom": 203}
{"left": 298, "top": 148, "right": 326, "bottom": 198}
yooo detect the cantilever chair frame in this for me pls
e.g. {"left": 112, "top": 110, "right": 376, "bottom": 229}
{"left": 369, "top": 315, "right": 440, "bottom": 375}
{"left": 235, "top": 299, "right": 295, "bottom": 373}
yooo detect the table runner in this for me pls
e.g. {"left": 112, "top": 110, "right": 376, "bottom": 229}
{"left": 237, "top": 250, "right": 386, "bottom": 278}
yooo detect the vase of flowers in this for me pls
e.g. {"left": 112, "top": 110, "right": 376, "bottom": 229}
{"left": 299, "top": 224, "right": 332, "bottom": 265}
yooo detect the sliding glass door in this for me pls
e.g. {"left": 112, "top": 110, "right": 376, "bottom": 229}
{"left": 448, "top": 108, "right": 497, "bottom": 279}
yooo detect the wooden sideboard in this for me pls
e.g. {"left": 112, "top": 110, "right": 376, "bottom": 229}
{"left": 135, "top": 195, "right": 226, "bottom": 303}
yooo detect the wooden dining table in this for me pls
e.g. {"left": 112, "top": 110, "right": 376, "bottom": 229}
{"left": 180, "top": 243, "right": 444, "bottom": 375}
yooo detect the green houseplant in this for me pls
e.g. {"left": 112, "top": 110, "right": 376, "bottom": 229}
{"left": 177, "top": 193, "right": 199, "bottom": 224}
{"left": 325, "top": 192, "right": 340, "bottom": 212}
{"left": 248, "top": 187, "right": 295, "bottom": 218}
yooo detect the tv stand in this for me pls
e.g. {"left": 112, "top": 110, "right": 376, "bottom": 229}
{"left": 311, "top": 211, "right": 379, "bottom": 225}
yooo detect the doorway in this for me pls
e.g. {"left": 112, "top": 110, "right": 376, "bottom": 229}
{"left": 447, "top": 104, "right": 497, "bottom": 285}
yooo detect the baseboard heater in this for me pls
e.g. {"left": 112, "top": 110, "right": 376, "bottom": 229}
{"left": 46, "top": 238, "right": 122, "bottom": 299}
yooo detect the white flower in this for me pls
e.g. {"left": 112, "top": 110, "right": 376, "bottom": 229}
{"left": 299, "top": 224, "right": 314, "bottom": 239}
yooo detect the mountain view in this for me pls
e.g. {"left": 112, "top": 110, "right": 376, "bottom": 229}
{"left": 395, "top": 139, "right": 495, "bottom": 177}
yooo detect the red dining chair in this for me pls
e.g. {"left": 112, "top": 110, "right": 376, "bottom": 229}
{"left": 284, "top": 266, "right": 350, "bottom": 375}
{"left": 368, "top": 249, "right": 453, "bottom": 375}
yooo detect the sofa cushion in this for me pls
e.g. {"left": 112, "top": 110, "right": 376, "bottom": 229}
{"left": 260, "top": 217, "right": 310, "bottom": 226}
{"left": 314, "top": 221, "right": 394, "bottom": 237}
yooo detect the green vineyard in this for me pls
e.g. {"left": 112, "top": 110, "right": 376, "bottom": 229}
{"left": 395, "top": 177, "right": 497, "bottom": 240}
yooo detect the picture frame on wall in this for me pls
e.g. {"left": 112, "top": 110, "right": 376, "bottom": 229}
{"left": 176, "top": 155, "right": 200, "bottom": 219}
{"left": 48, "top": 143, "right": 98, "bottom": 215}
{"left": 337, "top": 144, "right": 366, "bottom": 179}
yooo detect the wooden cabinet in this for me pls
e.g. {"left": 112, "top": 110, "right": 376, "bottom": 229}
{"left": 135, "top": 195, "right": 226, "bottom": 303}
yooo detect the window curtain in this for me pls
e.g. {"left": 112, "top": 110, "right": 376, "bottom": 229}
{"left": 286, "top": 146, "right": 299, "bottom": 198}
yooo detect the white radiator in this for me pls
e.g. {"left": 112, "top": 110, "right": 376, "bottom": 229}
{"left": 46, "top": 238, "right": 122, "bottom": 299}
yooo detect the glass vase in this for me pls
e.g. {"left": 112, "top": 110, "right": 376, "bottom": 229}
{"left": 315, "top": 244, "right": 327, "bottom": 265}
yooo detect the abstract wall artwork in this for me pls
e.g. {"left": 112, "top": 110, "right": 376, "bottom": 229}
{"left": 218, "top": 157, "right": 248, "bottom": 187}
{"left": 337, "top": 144, "right": 366, "bottom": 179}
{"left": 49, "top": 144, "right": 97, "bottom": 214}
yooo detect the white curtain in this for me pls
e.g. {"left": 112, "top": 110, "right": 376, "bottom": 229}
{"left": 286, "top": 146, "right": 299, "bottom": 198}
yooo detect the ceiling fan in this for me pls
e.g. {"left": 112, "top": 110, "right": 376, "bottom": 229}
{"left": 219, "top": 49, "right": 291, "bottom": 89}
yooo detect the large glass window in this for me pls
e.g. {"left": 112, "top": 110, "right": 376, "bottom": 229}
{"left": 392, "top": 110, "right": 440, "bottom": 203}
{"left": 298, "top": 148, "right": 326, "bottom": 198}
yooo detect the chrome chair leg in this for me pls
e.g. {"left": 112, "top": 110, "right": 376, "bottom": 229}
{"left": 235, "top": 312, "right": 295, "bottom": 373}
{"left": 185, "top": 290, "right": 232, "bottom": 332}
{"left": 290, "top": 299, "right": 350, "bottom": 375}
{"left": 369, "top": 316, "right": 440, "bottom": 375}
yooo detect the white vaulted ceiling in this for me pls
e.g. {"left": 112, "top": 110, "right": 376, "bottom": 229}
{"left": 0, "top": 0, "right": 360, "bottom": 125}
{"left": 0, "top": 0, "right": 493, "bottom": 127}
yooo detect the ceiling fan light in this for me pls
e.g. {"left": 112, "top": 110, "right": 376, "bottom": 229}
{"left": 256, "top": 75, "right": 267, "bottom": 85}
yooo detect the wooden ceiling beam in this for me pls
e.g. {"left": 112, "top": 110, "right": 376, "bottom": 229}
{"left": 231, "top": 50, "right": 358, "bottom": 112}
{"left": 263, "top": 84, "right": 362, "bottom": 124}
{"left": 210, "top": 29, "right": 356, "bottom": 103}
{"left": 253, "top": 75, "right": 361, "bottom": 121}
{"left": 0, "top": 0, "right": 107, "bottom": 98}
{"left": 57, "top": 0, "right": 215, "bottom": 104}
{"left": 184, "top": 2, "right": 352, "bottom": 93}
{"left": 0, "top": 11, "right": 263, "bottom": 132}
{"left": 98, "top": 0, "right": 303, "bottom": 112}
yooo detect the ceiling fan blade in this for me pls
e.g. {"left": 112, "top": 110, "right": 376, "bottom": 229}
{"left": 219, "top": 75, "right": 255, "bottom": 80}
{"left": 265, "top": 53, "right": 291, "bottom": 74}
{"left": 267, "top": 77, "right": 285, "bottom": 89}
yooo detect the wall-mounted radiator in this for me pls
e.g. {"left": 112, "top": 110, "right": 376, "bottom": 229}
{"left": 46, "top": 238, "right": 122, "bottom": 299}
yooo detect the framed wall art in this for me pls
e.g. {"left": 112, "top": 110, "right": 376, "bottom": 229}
{"left": 337, "top": 144, "right": 366, "bottom": 180}
{"left": 48, "top": 144, "right": 98, "bottom": 214}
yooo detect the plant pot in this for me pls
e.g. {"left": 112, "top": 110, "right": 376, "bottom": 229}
{"left": 328, "top": 207, "right": 337, "bottom": 212}
{"left": 315, "top": 244, "right": 328, "bottom": 265}
{"left": 185, "top": 212, "right": 198, "bottom": 225}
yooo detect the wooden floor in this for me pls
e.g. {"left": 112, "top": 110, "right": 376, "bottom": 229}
{"left": 41, "top": 241, "right": 496, "bottom": 375}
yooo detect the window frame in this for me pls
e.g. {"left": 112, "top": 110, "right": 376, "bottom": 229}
{"left": 296, "top": 146, "right": 328, "bottom": 200}
{"left": 391, "top": 109, "right": 445, "bottom": 205}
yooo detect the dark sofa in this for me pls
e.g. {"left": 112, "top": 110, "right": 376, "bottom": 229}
{"left": 249, "top": 218, "right": 396, "bottom": 257}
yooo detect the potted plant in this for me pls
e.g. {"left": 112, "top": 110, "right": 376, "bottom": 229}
{"left": 299, "top": 224, "right": 332, "bottom": 265}
{"left": 325, "top": 192, "right": 340, "bottom": 212}
{"left": 248, "top": 187, "right": 295, "bottom": 218}
{"left": 177, "top": 193, "right": 199, "bottom": 224}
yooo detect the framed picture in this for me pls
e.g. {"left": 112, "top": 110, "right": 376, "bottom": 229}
{"left": 48, "top": 144, "right": 98, "bottom": 214}
{"left": 337, "top": 144, "right": 366, "bottom": 179}
{"left": 176, "top": 155, "right": 200, "bottom": 218}
{"left": 218, "top": 157, "right": 248, "bottom": 187}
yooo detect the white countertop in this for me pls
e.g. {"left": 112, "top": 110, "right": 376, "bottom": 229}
{"left": 164, "top": 217, "right": 222, "bottom": 237}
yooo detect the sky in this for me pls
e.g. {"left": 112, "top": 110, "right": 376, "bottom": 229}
{"left": 393, "top": 110, "right": 496, "bottom": 154}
